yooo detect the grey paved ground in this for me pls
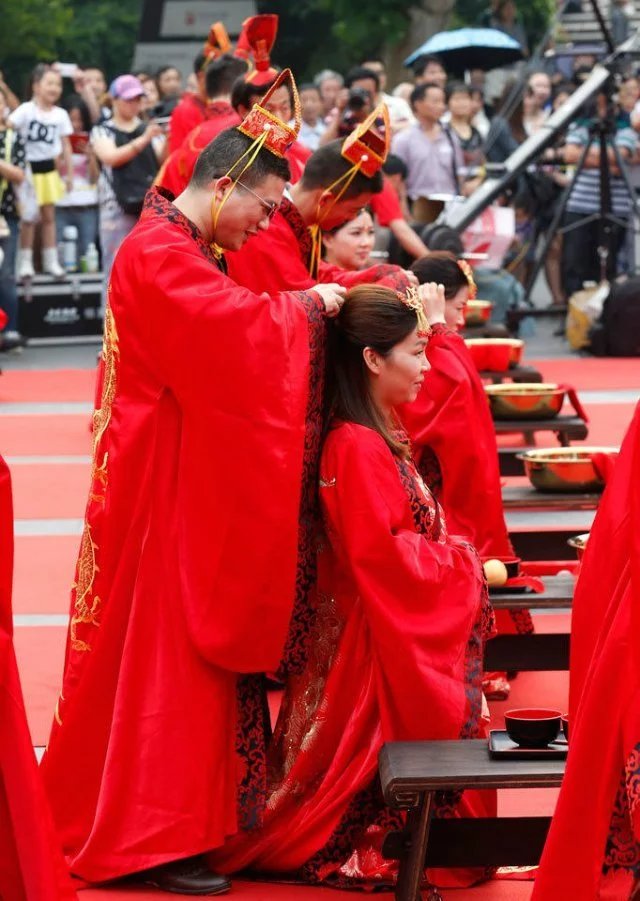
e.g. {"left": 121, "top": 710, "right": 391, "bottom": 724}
{"left": 0, "top": 273, "right": 579, "bottom": 372}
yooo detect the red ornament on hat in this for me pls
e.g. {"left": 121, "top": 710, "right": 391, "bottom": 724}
{"left": 341, "top": 103, "right": 391, "bottom": 177}
{"left": 237, "top": 15, "right": 279, "bottom": 87}
{"left": 202, "top": 22, "right": 232, "bottom": 65}
{"left": 236, "top": 68, "right": 301, "bottom": 158}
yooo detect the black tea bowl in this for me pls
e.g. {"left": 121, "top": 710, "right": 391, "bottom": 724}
{"left": 505, "top": 708, "right": 562, "bottom": 748}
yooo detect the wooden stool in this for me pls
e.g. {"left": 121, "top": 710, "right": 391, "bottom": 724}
{"left": 379, "top": 739, "right": 565, "bottom": 901}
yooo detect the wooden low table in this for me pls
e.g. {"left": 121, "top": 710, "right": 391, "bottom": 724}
{"left": 480, "top": 365, "right": 543, "bottom": 385}
{"left": 485, "top": 574, "right": 573, "bottom": 671}
{"left": 379, "top": 739, "right": 565, "bottom": 901}
{"left": 502, "top": 483, "right": 601, "bottom": 510}
{"left": 489, "top": 572, "right": 574, "bottom": 610}
{"left": 506, "top": 508, "right": 593, "bottom": 559}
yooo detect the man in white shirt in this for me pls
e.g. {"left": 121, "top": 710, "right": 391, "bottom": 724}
{"left": 392, "top": 82, "right": 464, "bottom": 222}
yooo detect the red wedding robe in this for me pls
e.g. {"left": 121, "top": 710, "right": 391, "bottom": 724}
{"left": 157, "top": 102, "right": 241, "bottom": 197}
{"left": 0, "top": 458, "right": 77, "bottom": 901}
{"left": 40, "top": 188, "right": 326, "bottom": 884}
{"left": 533, "top": 403, "right": 640, "bottom": 900}
{"left": 226, "top": 197, "right": 410, "bottom": 294}
{"left": 210, "top": 422, "right": 493, "bottom": 889}
{"left": 168, "top": 92, "right": 214, "bottom": 154}
{"left": 399, "top": 324, "right": 533, "bottom": 640}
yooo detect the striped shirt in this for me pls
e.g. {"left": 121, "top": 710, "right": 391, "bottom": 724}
{"left": 566, "top": 124, "right": 637, "bottom": 217}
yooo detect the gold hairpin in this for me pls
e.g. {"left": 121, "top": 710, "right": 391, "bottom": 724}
{"left": 400, "top": 286, "right": 431, "bottom": 337}
{"left": 457, "top": 259, "right": 477, "bottom": 299}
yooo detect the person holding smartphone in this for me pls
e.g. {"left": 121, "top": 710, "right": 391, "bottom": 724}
{"left": 56, "top": 94, "right": 99, "bottom": 262}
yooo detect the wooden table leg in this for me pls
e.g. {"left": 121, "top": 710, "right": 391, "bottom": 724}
{"left": 395, "top": 791, "right": 434, "bottom": 901}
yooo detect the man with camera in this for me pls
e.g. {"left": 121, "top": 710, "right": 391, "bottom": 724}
{"left": 319, "top": 66, "right": 380, "bottom": 145}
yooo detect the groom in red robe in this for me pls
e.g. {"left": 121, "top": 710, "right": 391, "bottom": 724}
{"left": 41, "top": 75, "right": 345, "bottom": 896}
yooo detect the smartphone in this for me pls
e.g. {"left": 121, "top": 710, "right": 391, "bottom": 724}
{"left": 56, "top": 62, "right": 79, "bottom": 79}
{"left": 70, "top": 131, "right": 89, "bottom": 153}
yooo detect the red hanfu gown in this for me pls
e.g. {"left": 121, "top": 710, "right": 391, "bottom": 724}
{"left": 40, "top": 187, "right": 326, "bottom": 884}
{"left": 168, "top": 92, "right": 215, "bottom": 154}
{"left": 226, "top": 197, "right": 411, "bottom": 294}
{"left": 0, "top": 457, "right": 77, "bottom": 901}
{"left": 399, "top": 323, "right": 533, "bottom": 640}
{"left": 533, "top": 403, "right": 640, "bottom": 900}
{"left": 210, "top": 422, "right": 494, "bottom": 889}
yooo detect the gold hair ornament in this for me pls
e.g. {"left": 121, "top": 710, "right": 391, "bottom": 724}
{"left": 400, "top": 286, "right": 432, "bottom": 338}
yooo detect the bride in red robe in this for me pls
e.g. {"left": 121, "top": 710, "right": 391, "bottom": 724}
{"left": 210, "top": 283, "right": 494, "bottom": 891}
{"left": 398, "top": 252, "right": 534, "bottom": 700}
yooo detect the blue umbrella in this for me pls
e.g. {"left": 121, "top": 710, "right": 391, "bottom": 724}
{"left": 404, "top": 27, "right": 523, "bottom": 72}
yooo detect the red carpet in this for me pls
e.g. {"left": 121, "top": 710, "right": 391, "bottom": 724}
{"left": 526, "top": 357, "right": 640, "bottom": 390}
{"left": 0, "top": 368, "right": 96, "bottom": 402}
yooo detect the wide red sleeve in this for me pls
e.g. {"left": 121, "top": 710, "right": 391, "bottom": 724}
{"left": 399, "top": 325, "right": 512, "bottom": 557}
{"left": 0, "top": 459, "right": 78, "bottom": 901}
{"left": 127, "top": 240, "right": 325, "bottom": 671}
{"left": 318, "top": 259, "right": 412, "bottom": 291}
{"left": 319, "top": 424, "right": 484, "bottom": 740}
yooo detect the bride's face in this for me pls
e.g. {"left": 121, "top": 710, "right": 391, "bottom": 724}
{"left": 364, "top": 327, "right": 431, "bottom": 409}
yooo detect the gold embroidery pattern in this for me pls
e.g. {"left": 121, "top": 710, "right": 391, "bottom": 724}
{"left": 69, "top": 302, "right": 119, "bottom": 653}
{"left": 69, "top": 522, "right": 101, "bottom": 651}
{"left": 91, "top": 304, "right": 119, "bottom": 501}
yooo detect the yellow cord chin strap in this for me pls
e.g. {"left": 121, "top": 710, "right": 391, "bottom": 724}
{"left": 308, "top": 159, "right": 364, "bottom": 279}
{"left": 209, "top": 129, "right": 270, "bottom": 257}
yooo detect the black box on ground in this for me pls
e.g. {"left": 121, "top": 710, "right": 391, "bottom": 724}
{"left": 18, "top": 274, "right": 104, "bottom": 338}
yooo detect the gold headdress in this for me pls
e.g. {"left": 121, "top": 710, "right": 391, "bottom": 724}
{"left": 457, "top": 258, "right": 478, "bottom": 299}
{"left": 399, "top": 286, "right": 432, "bottom": 338}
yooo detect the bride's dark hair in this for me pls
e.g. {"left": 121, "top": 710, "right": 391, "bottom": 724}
{"left": 327, "top": 284, "right": 419, "bottom": 458}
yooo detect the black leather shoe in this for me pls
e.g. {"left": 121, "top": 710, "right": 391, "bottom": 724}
{"left": 138, "top": 855, "right": 231, "bottom": 895}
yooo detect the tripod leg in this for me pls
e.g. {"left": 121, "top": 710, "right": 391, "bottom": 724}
{"left": 611, "top": 140, "right": 640, "bottom": 276}
{"left": 523, "top": 136, "right": 594, "bottom": 303}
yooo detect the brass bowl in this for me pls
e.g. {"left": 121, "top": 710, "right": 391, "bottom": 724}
{"left": 568, "top": 532, "right": 590, "bottom": 560}
{"left": 465, "top": 299, "right": 493, "bottom": 326}
{"left": 465, "top": 338, "right": 524, "bottom": 370}
{"left": 517, "top": 447, "right": 618, "bottom": 493}
{"left": 485, "top": 383, "right": 565, "bottom": 420}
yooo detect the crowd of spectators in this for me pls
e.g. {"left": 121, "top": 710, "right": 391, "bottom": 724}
{"left": 1, "top": 1, "right": 639, "bottom": 351}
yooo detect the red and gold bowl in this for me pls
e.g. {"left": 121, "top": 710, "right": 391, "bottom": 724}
{"left": 464, "top": 299, "right": 493, "bottom": 326}
{"left": 517, "top": 446, "right": 619, "bottom": 492}
{"left": 485, "top": 383, "right": 565, "bottom": 420}
{"left": 465, "top": 338, "right": 524, "bottom": 371}
{"left": 568, "top": 532, "right": 590, "bottom": 560}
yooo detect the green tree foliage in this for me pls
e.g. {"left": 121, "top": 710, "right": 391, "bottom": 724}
{"left": 1, "top": 0, "right": 142, "bottom": 95}
{"left": 55, "top": 0, "right": 142, "bottom": 79}
{"left": 0, "top": 0, "right": 73, "bottom": 90}
{"left": 453, "top": 0, "right": 555, "bottom": 50}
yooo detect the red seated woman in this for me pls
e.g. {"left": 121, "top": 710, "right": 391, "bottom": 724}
{"left": 398, "top": 252, "right": 534, "bottom": 700}
{"left": 210, "top": 283, "right": 495, "bottom": 893}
